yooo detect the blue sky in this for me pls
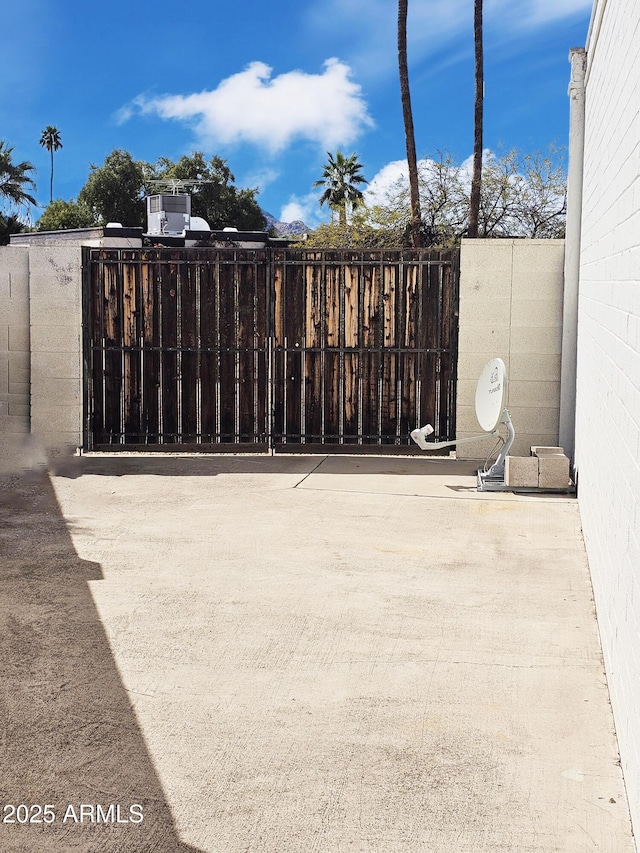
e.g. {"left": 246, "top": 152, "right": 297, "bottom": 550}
{"left": 2, "top": 0, "right": 592, "bottom": 227}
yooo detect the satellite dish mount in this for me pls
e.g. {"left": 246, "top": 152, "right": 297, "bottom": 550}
{"left": 410, "top": 357, "right": 515, "bottom": 491}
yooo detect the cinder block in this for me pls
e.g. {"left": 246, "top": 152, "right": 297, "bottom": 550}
{"left": 29, "top": 324, "right": 81, "bottom": 353}
{"left": 455, "top": 405, "right": 481, "bottom": 433}
{"left": 508, "top": 380, "right": 560, "bottom": 408}
{"left": 509, "top": 327, "right": 563, "bottom": 355}
{"left": 8, "top": 325, "right": 30, "bottom": 352}
{"left": 459, "top": 297, "right": 512, "bottom": 326}
{"left": 511, "top": 242, "right": 565, "bottom": 299}
{"left": 538, "top": 454, "right": 571, "bottom": 489}
{"left": 0, "top": 414, "right": 30, "bottom": 434}
{"left": 460, "top": 239, "right": 514, "bottom": 299}
{"left": 8, "top": 381, "right": 29, "bottom": 399}
{"left": 9, "top": 367, "right": 29, "bottom": 388}
{"left": 512, "top": 407, "right": 560, "bottom": 434}
{"left": 531, "top": 446, "right": 564, "bottom": 456}
{"left": 30, "top": 350, "right": 81, "bottom": 381}
{"left": 455, "top": 439, "right": 491, "bottom": 461}
{"left": 505, "top": 455, "right": 539, "bottom": 488}
{"left": 32, "top": 405, "right": 81, "bottom": 435}
{"left": 509, "top": 353, "right": 561, "bottom": 382}
{"left": 8, "top": 401, "right": 30, "bottom": 418}
{"left": 30, "top": 376, "right": 81, "bottom": 405}
{"left": 30, "top": 303, "right": 82, "bottom": 327}
{"left": 511, "top": 299, "right": 563, "bottom": 327}
{"left": 457, "top": 352, "right": 504, "bottom": 382}
{"left": 458, "top": 327, "right": 511, "bottom": 354}
{"left": 8, "top": 350, "right": 29, "bottom": 373}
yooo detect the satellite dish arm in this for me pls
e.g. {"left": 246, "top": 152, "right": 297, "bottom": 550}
{"left": 411, "top": 427, "right": 498, "bottom": 451}
{"left": 410, "top": 408, "right": 514, "bottom": 455}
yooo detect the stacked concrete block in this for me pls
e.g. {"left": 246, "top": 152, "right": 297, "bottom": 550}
{"left": 531, "top": 446, "right": 571, "bottom": 489}
{"left": 538, "top": 454, "right": 571, "bottom": 489}
{"left": 456, "top": 239, "right": 564, "bottom": 460}
{"left": 504, "top": 446, "right": 572, "bottom": 490}
{"left": 504, "top": 455, "right": 539, "bottom": 488}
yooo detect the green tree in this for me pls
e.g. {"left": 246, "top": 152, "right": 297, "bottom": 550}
{"left": 0, "top": 213, "right": 29, "bottom": 245}
{"left": 313, "top": 151, "right": 368, "bottom": 226}
{"left": 299, "top": 212, "right": 404, "bottom": 249}
{"left": 78, "top": 149, "right": 147, "bottom": 227}
{"left": 398, "top": 0, "right": 423, "bottom": 247}
{"left": 150, "top": 153, "right": 265, "bottom": 231}
{"left": 366, "top": 151, "right": 467, "bottom": 247}
{"left": 39, "top": 125, "right": 62, "bottom": 204}
{"left": 363, "top": 147, "right": 566, "bottom": 246}
{"left": 507, "top": 147, "right": 567, "bottom": 238}
{"left": 36, "top": 198, "right": 95, "bottom": 232}
{"left": 0, "top": 140, "right": 37, "bottom": 212}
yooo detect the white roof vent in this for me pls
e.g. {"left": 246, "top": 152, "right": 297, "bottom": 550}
{"left": 189, "top": 216, "right": 210, "bottom": 232}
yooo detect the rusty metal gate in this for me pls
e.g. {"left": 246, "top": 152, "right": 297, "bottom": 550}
{"left": 83, "top": 246, "right": 459, "bottom": 452}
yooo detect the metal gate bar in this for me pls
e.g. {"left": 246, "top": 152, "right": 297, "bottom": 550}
{"left": 83, "top": 247, "right": 459, "bottom": 452}
{"left": 84, "top": 247, "right": 270, "bottom": 451}
{"left": 269, "top": 248, "right": 459, "bottom": 450}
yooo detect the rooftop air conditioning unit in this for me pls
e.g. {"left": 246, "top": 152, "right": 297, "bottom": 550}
{"left": 146, "top": 193, "right": 191, "bottom": 235}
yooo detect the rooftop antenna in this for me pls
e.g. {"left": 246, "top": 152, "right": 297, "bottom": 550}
{"left": 410, "top": 357, "right": 515, "bottom": 491}
{"left": 147, "top": 178, "right": 214, "bottom": 195}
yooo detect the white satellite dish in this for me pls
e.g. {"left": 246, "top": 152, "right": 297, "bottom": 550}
{"left": 410, "top": 356, "right": 515, "bottom": 491}
{"left": 475, "top": 357, "right": 507, "bottom": 432}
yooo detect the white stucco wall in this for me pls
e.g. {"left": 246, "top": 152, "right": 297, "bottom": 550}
{"left": 456, "top": 239, "right": 565, "bottom": 459}
{"left": 576, "top": 0, "right": 640, "bottom": 837}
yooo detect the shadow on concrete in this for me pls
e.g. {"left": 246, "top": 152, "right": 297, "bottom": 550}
{"left": 0, "top": 471, "right": 202, "bottom": 853}
{"left": 53, "top": 454, "right": 480, "bottom": 480}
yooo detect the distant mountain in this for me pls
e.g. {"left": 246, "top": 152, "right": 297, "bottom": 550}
{"left": 262, "top": 210, "right": 309, "bottom": 237}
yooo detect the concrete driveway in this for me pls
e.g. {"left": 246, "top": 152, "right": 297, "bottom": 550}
{"left": 0, "top": 454, "right": 634, "bottom": 852}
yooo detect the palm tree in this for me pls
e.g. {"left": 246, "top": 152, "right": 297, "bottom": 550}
{"left": 313, "top": 151, "right": 367, "bottom": 225}
{"left": 398, "top": 0, "right": 423, "bottom": 248}
{"left": 39, "top": 126, "right": 62, "bottom": 203}
{"left": 468, "top": 0, "right": 483, "bottom": 237}
{"left": 0, "top": 140, "right": 37, "bottom": 210}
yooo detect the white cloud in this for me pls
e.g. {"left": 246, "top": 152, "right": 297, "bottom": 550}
{"left": 519, "top": 0, "right": 593, "bottom": 26}
{"left": 280, "top": 192, "right": 324, "bottom": 226}
{"left": 365, "top": 150, "right": 496, "bottom": 207}
{"left": 306, "top": 0, "right": 592, "bottom": 77}
{"left": 280, "top": 201, "right": 310, "bottom": 223}
{"left": 118, "top": 59, "right": 373, "bottom": 154}
{"left": 364, "top": 160, "right": 410, "bottom": 207}
{"left": 242, "top": 167, "right": 280, "bottom": 193}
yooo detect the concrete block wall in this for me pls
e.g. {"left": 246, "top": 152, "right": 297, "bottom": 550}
{"left": 576, "top": 0, "right": 640, "bottom": 837}
{"left": 456, "top": 239, "right": 565, "bottom": 460}
{"left": 0, "top": 247, "right": 30, "bottom": 468}
{"left": 28, "top": 246, "right": 84, "bottom": 457}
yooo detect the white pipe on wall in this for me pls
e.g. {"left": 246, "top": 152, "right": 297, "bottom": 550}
{"left": 559, "top": 47, "right": 587, "bottom": 463}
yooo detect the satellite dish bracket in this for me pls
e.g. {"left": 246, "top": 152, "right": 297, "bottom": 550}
{"left": 477, "top": 408, "right": 515, "bottom": 489}
{"left": 410, "top": 357, "right": 516, "bottom": 492}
